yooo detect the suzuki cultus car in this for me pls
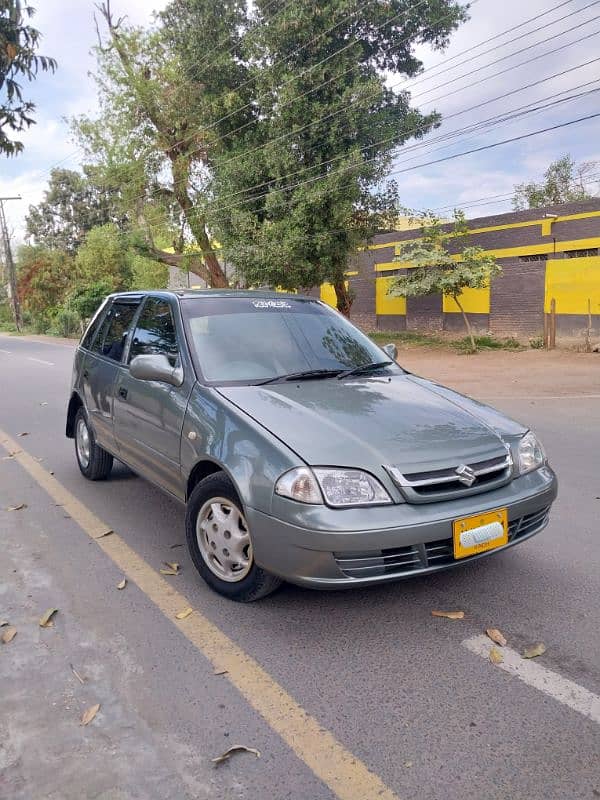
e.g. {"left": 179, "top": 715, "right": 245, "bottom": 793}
{"left": 66, "top": 291, "right": 557, "bottom": 601}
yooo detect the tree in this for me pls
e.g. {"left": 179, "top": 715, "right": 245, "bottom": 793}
{"left": 17, "top": 245, "right": 74, "bottom": 328}
{"left": 512, "top": 155, "right": 600, "bottom": 210}
{"left": 72, "top": 0, "right": 245, "bottom": 286}
{"left": 165, "top": 0, "right": 467, "bottom": 314}
{"left": 25, "top": 167, "right": 120, "bottom": 253}
{"left": 0, "top": 1, "right": 56, "bottom": 156}
{"left": 75, "top": 223, "right": 132, "bottom": 291}
{"left": 390, "top": 211, "right": 501, "bottom": 352}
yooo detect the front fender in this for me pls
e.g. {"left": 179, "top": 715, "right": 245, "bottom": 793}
{"left": 181, "top": 385, "right": 303, "bottom": 513}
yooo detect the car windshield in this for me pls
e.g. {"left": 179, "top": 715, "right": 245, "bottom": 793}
{"left": 181, "top": 296, "right": 402, "bottom": 385}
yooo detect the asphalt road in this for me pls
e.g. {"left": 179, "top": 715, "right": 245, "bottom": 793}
{"left": 1, "top": 333, "right": 599, "bottom": 800}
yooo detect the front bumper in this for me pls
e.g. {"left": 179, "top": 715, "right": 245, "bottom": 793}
{"left": 246, "top": 466, "right": 557, "bottom": 588}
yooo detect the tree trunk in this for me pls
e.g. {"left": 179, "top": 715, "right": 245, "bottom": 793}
{"left": 453, "top": 294, "right": 476, "bottom": 353}
{"left": 333, "top": 280, "right": 353, "bottom": 317}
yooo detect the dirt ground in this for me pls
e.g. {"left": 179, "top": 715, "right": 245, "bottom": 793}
{"left": 395, "top": 348, "right": 600, "bottom": 399}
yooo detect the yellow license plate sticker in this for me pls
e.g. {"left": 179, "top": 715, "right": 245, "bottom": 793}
{"left": 453, "top": 508, "right": 508, "bottom": 559}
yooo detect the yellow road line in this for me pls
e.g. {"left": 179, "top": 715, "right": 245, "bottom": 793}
{"left": 1, "top": 428, "right": 399, "bottom": 800}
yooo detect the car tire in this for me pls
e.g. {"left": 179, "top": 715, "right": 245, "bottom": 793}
{"left": 186, "top": 472, "right": 282, "bottom": 602}
{"left": 74, "top": 407, "right": 113, "bottom": 481}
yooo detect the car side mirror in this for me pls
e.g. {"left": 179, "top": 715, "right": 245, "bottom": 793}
{"left": 130, "top": 354, "right": 184, "bottom": 387}
{"left": 382, "top": 343, "right": 398, "bottom": 361}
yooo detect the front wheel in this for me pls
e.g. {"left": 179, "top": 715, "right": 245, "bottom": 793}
{"left": 186, "top": 472, "right": 281, "bottom": 602}
{"left": 74, "top": 408, "right": 113, "bottom": 481}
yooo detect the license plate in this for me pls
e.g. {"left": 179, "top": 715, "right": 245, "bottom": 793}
{"left": 453, "top": 508, "right": 508, "bottom": 560}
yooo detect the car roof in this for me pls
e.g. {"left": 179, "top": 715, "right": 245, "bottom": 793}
{"left": 109, "top": 289, "right": 313, "bottom": 302}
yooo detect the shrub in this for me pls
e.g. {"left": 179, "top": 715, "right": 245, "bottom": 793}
{"left": 49, "top": 308, "right": 81, "bottom": 338}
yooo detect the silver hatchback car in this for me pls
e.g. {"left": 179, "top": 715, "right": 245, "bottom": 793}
{"left": 66, "top": 290, "right": 557, "bottom": 601}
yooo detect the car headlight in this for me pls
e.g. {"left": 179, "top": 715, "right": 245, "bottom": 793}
{"left": 275, "top": 467, "right": 392, "bottom": 507}
{"left": 517, "top": 431, "right": 546, "bottom": 475}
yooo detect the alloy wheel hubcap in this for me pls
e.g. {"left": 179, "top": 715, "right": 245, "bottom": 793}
{"left": 76, "top": 418, "right": 91, "bottom": 468}
{"left": 196, "top": 497, "right": 253, "bottom": 582}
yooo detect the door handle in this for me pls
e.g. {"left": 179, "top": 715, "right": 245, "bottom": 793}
{"left": 118, "top": 387, "right": 128, "bottom": 400}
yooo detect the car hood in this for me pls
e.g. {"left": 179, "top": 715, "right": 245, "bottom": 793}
{"left": 217, "top": 374, "right": 525, "bottom": 473}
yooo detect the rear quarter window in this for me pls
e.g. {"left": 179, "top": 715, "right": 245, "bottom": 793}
{"left": 80, "top": 302, "right": 109, "bottom": 350}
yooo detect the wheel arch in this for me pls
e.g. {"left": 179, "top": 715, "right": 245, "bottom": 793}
{"left": 66, "top": 392, "right": 83, "bottom": 438}
{"left": 185, "top": 458, "right": 243, "bottom": 503}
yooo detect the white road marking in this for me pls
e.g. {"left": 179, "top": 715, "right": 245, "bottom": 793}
{"left": 462, "top": 635, "right": 600, "bottom": 725}
{"left": 0, "top": 348, "right": 11, "bottom": 354}
{"left": 27, "top": 357, "right": 55, "bottom": 366}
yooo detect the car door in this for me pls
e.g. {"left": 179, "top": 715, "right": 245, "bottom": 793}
{"left": 113, "top": 296, "right": 194, "bottom": 499}
{"left": 80, "top": 299, "right": 141, "bottom": 452}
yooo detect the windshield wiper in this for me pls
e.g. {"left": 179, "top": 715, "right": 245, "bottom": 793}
{"left": 256, "top": 369, "right": 343, "bottom": 386}
{"left": 337, "top": 360, "right": 393, "bottom": 380}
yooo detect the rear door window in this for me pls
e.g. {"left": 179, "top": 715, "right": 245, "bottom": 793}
{"left": 91, "top": 301, "right": 139, "bottom": 362}
{"left": 128, "top": 298, "right": 179, "bottom": 367}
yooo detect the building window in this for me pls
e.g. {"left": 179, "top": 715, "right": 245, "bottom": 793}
{"left": 377, "top": 268, "right": 403, "bottom": 277}
{"left": 564, "top": 248, "right": 599, "bottom": 258}
{"left": 519, "top": 254, "right": 548, "bottom": 262}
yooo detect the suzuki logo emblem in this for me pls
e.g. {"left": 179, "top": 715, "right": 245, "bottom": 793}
{"left": 455, "top": 464, "right": 476, "bottom": 487}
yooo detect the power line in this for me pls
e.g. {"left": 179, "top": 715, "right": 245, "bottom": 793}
{"left": 148, "top": 6, "right": 598, "bottom": 203}
{"left": 192, "top": 73, "right": 600, "bottom": 208}
{"left": 197, "top": 85, "right": 600, "bottom": 216}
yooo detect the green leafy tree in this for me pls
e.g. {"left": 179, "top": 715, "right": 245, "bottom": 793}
{"left": 131, "top": 253, "right": 168, "bottom": 290}
{"left": 25, "top": 167, "right": 121, "bottom": 253}
{"left": 66, "top": 279, "right": 113, "bottom": 321}
{"left": 75, "top": 223, "right": 132, "bottom": 291}
{"left": 167, "top": 0, "right": 467, "bottom": 314}
{"left": 390, "top": 211, "right": 501, "bottom": 353}
{"left": 0, "top": 0, "right": 56, "bottom": 156}
{"left": 513, "top": 155, "right": 599, "bottom": 210}
{"left": 72, "top": 1, "right": 249, "bottom": 286}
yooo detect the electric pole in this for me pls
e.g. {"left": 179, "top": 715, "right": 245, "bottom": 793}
{"left": 0, "top": 196, "right": 22, "bottom": 331}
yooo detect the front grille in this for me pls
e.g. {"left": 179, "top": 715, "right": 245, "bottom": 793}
{"left": 333, "top": 506, "right": 551, "bottom": 579}
{"left": 386, "top": 453, "right": 512, "bottom": 503}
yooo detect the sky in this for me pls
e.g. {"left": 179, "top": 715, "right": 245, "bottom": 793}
{"left": 1, "top": 0, "right": 599, "bottom": 242}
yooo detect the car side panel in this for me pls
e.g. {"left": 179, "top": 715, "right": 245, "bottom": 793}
{"left": 79, "top": 351, "right": 120, "bottom": 452}
{"left": 113, "top": 364, "right": 194, "bottom": 500}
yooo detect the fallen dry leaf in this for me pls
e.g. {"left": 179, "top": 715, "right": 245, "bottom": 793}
{"left": 404, "top": 761, "right": 413, "bottom": 768}
{"left": 1, "top": 626, "right": 17, "bottom": 644}
{"left": 169, "top": 543, "right": 184, "bottom": 549}
{"left": 117, "top": 579, "right": 127, "bottom": 590}
{"left": 489, "top": 646, "right": 503, "bottom": 664}
{"left": 523, "top": 642, "right": 546, "bottom": 659}
{"left": 431, "top": 610, "right": 465, "bottom": 620}
{"left": 70, "top": 664, "right": 85, "bottom": 684}
{"left": 17, "top": 432, "right": 29, "bottom": 437}
{"left": 175, "top": 608, "right": 193, "bottom": 620}
{"left": 93, "top": 529, "right": 113, "bottom": 539}
{"left": 39, "top": 608, "right": 58, "bottom": 628}
{"left": 214, "top": 669, "right": 228, "bottom": 676}
{"left": 6, "top": 503, "right": 27, "bottom": 512}
{"left": 486, "top": 628, "right": 507, "bottom": 647}
{"left": 0, "top": 620, "right": 8, "bottom": 627}
{"left": 81, "top": 703, "right": 100, "bottom": 726}
{"left": 211, "top": 745, "right": 261, "bottom": 765}
{"left": 40, "top": 402, "right": 48, "bottom": 406}
{"left": 160, "top": 562, "right": 180, "bottom": 575}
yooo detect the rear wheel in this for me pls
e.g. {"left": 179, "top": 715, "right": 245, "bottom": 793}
{"left": 74, "top": 408, "right": 113, "bottom": 481}
{"left": 186, "top": 472, "right": 281, "bottom": 602}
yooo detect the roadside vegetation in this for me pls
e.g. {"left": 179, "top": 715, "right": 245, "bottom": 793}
{"left": 370, "top": 330, "right": 523, "bottom": 354}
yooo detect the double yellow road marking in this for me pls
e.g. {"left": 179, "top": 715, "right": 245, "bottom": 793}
{"left": 1, "top": 428, "right": 399, "bottom": 800}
